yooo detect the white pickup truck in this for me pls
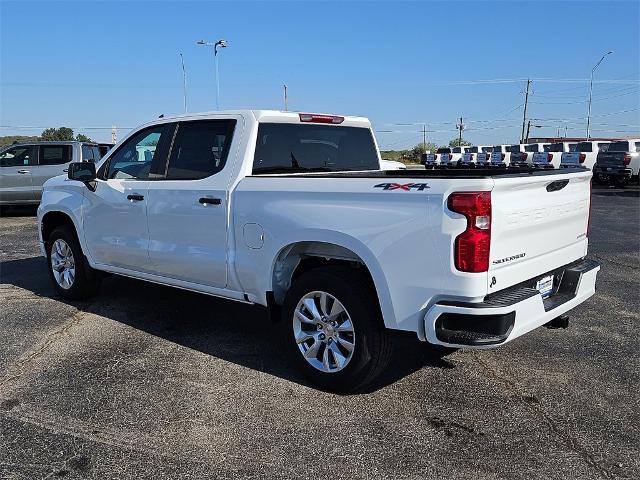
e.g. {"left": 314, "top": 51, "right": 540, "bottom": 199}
{"left": 37, "top": 110, "right": 600, "bottom": 392}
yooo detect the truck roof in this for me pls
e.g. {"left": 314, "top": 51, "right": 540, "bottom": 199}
{"left": 149, "top": 110, "right": 372, "bottom": 129}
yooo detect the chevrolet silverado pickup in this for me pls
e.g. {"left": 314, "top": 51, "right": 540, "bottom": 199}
{"left": 37, "top": 110, "right": 600, "bottom": 392}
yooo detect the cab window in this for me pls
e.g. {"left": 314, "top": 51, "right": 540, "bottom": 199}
{"left": 165, "top": 120, "right": 236, "bottom": 180}
{"left": 40, "top": 145, "right": 72, "bottom": 165}
{"left": 82, "top": 145, "right": 101, "bottom": 162}
{"left": 0, "top": 146, "right": 35, "bottom": 167}
{"left": 104, "top": 125, "right": 172, "bottom": 180}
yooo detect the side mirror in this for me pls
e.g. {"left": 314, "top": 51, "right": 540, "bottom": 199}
{"left": 68, "top": 162, "right": 97, "bottom": 191}
{"left": 68, "top": 162, "right": 96, "bottom": 182}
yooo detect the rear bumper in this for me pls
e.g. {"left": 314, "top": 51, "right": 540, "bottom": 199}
{"left": 593, "top": 165, "right": 632, "bottom": 178}
{"left": 424, "top": 258, "right": 600, "bottom": 348}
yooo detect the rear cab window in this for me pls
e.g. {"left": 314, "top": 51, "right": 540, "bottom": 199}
{"left": 253, "top": 123, "right": 379, "bottom": 174}
{"left": 574, "top": 142, "right": 593, "bottom": 153}
{"left": 436, "top": 148, "right": 451, "bottom": 154}
{"left": 546, "top": 143, "right": 564, "bottom": 152}
{"left": 608, "top": 141, "right": 630, "bottom": 152}
{"left": 525, "top": 144, "right": 538, "bottom": 152}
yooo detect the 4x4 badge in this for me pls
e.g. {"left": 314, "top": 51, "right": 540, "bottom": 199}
{"left": 374, "top": 182, "right": 430, "bottom": 191}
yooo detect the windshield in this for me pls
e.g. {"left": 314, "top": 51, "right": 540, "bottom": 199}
{"left": 252, "top": 123, "right": 379, "bottom": 174}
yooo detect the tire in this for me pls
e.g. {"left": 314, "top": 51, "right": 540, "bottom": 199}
{"left": 280, "top": 265, "right": 392, "bottom": 393}
{"left": 46, "top": 225, "right": 100, "bottom": 300}
{"left": 593, "top": 172, "right": 609, "bottom": 185}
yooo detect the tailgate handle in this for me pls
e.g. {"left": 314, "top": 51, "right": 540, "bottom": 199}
{"left": 546, "top": 180, "right": 569, "bottom": 192}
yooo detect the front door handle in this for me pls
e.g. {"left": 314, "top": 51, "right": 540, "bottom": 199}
{"left": 17, "top": 169, "right": 30, "bottom": 174}
{"left": 199, "top": 197, "right": 221, "bottom": 205}
{"left": 127, "top": 194, "right": 145, "bottom": 201}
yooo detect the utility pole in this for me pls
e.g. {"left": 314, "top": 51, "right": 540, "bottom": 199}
{"left": 283, "top": 84, "right": 288, "bottom": 111}
{"left": 422, "top": 123, "right": 427, "bottom": 151}
{"left": 525, "top": 120, "right": 531, "bottom": 143}
{"left": 111, "top": 126, "right": 117, "bottom": 144}
{"left": 520, "top": 79, "right": 531, "bottom": 144}
{"left": 179, "top": 53, "right": 187, "bottom": 113}
{"left": 456, "top": 117, "right": 464, "bottom": 144}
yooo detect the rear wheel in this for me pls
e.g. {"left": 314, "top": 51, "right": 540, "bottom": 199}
{"left": 281, "top": 266, "right": 392, "bottom": 393}
{"left": 47, "top": 225, "right": 100, "bottom": 300}
{"left": 593, "top": 172, "right": 609, "bottom": 185}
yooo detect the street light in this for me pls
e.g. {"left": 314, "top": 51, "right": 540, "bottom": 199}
{"left": 196, "top": 38, "right": 228, "bottom": 110}
{"left": 586, "top": 50, "right": 613, "bottom": 140}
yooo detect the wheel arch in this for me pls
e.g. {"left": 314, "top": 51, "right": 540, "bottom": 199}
{"left": 270, "top": 239, "right": 396, "bottom": 328}
{"left": 41, "top": 210, "right": 78, "bottom": 246}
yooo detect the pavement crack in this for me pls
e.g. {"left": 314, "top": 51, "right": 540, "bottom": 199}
{"left": 472, "top": 352, "right": 617, "bottom": 479}
{"left": 0, "top": 303, "right": 92, "bottom": 388}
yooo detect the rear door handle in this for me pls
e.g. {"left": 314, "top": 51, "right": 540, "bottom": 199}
{"left": 199, "top": 197, "right": 221, "bottom": 205}
{"left": 127, "top": 194, "right": 145, "bottom": 201}
{"left": 17, "top": 170, "right": 30, "bottom": 174}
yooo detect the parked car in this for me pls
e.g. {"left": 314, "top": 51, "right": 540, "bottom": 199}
{"left": 38, "top": 110, "right": 600, "bottom": 392}
{"left": 380, "top": 159, "right": 407, "bottom": 170}
{"left": 464, "top": 145, "right": 493, "bottom": 166}
{"left": 533, "top": 142, "right": 575, "bottom": 168}
{"left": 521, "top": 143, "right": 550, "bottom": 165}
{"left": 560, "top": 141, "right": 610, "bottom": 171}
{"left": 489, "top": 145, "right": 510, "bottom": 167}
{"left": 594, "top": 139, "right": 640, "bottom": 187}
{"left": 0, "top": 141, "right": 101, "bottom": 206}
{"left": 448, "top": 146, "right": 467, "bottom": 165}
{"left": 508, "top": 144, "right": 528, "bottom": 166}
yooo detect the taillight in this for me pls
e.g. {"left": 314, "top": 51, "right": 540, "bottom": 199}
{"left": 469, "top": 153, "right": 475, "bottom": 161}
{"left": 299, "top": 113, "right": 345, "bottom": 124}
{"left": 547, "top": 153, "right": 553, "bottom": 162}
{"left": 501, "top": 153, "right": 505, "bottom": 161}
{"left": 623, "top": 154, "right": 631, "bottom": 165}
{"left": 447, "top": 192, "right": 491, "bottom": 273}
{"left": 579, "top": 153, "right": 586, "bottom": 164}
{"left": 522, "top": 152, "right": 528, "bottom": 161}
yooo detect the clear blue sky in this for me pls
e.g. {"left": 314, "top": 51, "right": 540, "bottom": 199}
{"left": 1, "top": 0, "right": 638, "bottom": 147}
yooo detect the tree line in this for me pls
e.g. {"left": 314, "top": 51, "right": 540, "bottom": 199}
{"left": 0, "top": 127, "right": 94, "bottom": 147}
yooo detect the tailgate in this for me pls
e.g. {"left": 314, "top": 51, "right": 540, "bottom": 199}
{"left": 489, "top": 170, "right": 591, "bottom": 291}
{"left": 561, "top": 152, "right": 581, "bottom": 166}
{"left": 597, "top": 152, "right": 625, "bottom": 168}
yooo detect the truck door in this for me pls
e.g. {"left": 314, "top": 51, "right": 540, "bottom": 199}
{"left": 82, "top": 124, "right": 173, "bottom": 270}
{"left": 145, "top": 118, "right": 239, "bottom": 288}
{"left": 0, "top": 145, "right": 36, "bottom": 203}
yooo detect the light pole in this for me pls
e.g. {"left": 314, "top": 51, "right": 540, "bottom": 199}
{"left": 197, "top": 39, "right": 228, "bottom": 110}
{"left": 179, "top": 53, "right": 187, "bottom": 113}
{"left": 586, "top": 50, "right": 613, "bottom": 140}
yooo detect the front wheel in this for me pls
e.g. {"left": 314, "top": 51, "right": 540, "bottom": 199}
{"left": 47, "top": 225, "right": 100, "bottom": 300}
{"left": 281, "top": 265, "right": 392, "bottom": 393}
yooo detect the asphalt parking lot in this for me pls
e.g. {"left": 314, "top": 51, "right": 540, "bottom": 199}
{"left": 1, "top": 185, "right": 638, "bottom": 480}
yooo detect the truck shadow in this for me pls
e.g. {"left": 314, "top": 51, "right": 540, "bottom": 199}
{"left": 1, "top": 256, "right": 455, "bottom": 394}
